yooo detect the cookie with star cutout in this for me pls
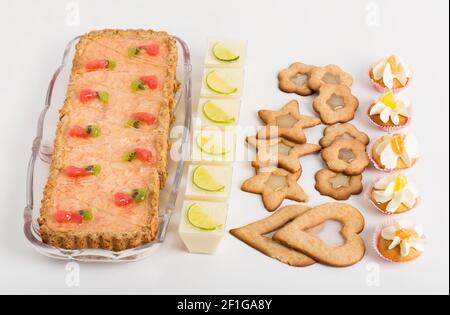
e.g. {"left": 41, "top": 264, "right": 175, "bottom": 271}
{"left": 257, "top": 100, "right": 321, "bottom": 144}
{"left": 241, "top": 168, "right": 309, "bottom": 212}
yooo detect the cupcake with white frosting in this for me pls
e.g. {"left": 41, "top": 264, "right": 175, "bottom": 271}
{"left": 370, "top": 174, "right": 420, "bottom": 214}
{"left": 371, "top": 133, "right": 419, "bottom": 172}
{"left": 375, "top": 220, "right": 426, "bottom": 263}
{"left": 369, "top": 55, "right": 413, "bottom": 92}
{"left": 368, "top": 91, "right": 411, "bottom": 131}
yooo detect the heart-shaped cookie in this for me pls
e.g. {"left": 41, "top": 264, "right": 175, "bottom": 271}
{"left": 230, "top": 206, "right": 316, "bottom": 267}
{"left": 273, "top": 203, "right": 365, "bottom": 267}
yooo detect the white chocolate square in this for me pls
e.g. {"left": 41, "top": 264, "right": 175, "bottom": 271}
{"left": 185, "top": 165, "right": 233, "bottom": 202}
{"left": 205, "top": 39, "right": 247, "bottom": 68}
{"left": 191, "top": 127, "right": 236, "bottom": 165}
{"left": 178, "top": 200, "right": 228, "bottom": 254}
{"left": 200, "top": 68, "right": 244, "bottom": 99}
{"left": 197, "top": 98, "right": 241, "bottom": 128}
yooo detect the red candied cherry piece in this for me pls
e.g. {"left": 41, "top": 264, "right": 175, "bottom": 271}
{"left": 79, "top": 89, "right": 98, "bottom": 103}
{"left": 135, "top": 148, "right": 153, "bottom": 162}
{"left": 140, "top": 44, "right": 160, "bottom": 57}
{"left": 131, "top": 112, "right": 157, "bottom": 126}
{"left": 64, "top": 166, "right": 90, "bottom": 178}
{"left": 85, "top": 59, "right": 108, "bottom": 72}
{"left": 140, "top": 76, "right": 159, "bottom": 90}
{"left": 69, "top": 126, "right": 89, "bottom": 138}
{"left": 114, "top": 192, "right": 133, "bottom": 207}
{"left": 55, "top": 211, "right": 83, "bottom": 224}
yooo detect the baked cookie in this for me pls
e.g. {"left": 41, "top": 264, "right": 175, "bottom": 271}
{"left": 230, "top": 206, "right": 316, "bottom": 267}
{"left": 241, "top": 168, "right": 309, "bottom": 212}
{"left": 320, "top": 123, "right": 370, "bottom": 148}
{"left": 247, "top": 136, "right": 321, "bottom": 173}
{"left": 273, "top": 203, "right": 366, "bottom": 267}
{"left": 315, "top": 169, "right": 363, "bottom": 201}
{"left": 257, "top": 100, "right": 321, "bottom": 144}
{"left": 313, "top": 84, "right": 359, "bottom": 125}
{"left": 308, "top": 64, "right": 353, "bottom": 91}
{"left": 321, "top": 139, "right": 370, "bottom": 175}
{"left": 368, "top": 91, "right": 411, "bottom": 131}
{"left": 371, "top": 133, "right": 419, "bottom": 172}
{"left": 278, "top": 63, "right": 317, "bottom": 96}
{"left": 369, "top": 55, "right": 412, "bottom": 93}
{"left": 375, "top": 220, "right": 426, "bottom": 263}
{"left": 370, "top": 174, "right": 420, "bottom": 215}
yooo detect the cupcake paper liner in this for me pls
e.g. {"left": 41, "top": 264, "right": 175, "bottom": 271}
{"left": 368, "top": 139, "right": 419, "bottom": 174}
{"left": 366, "top": 103, "right": 413, "bottom": 133}
{"left": 372, "top": 220, "right": 424, "bottom": 264}
{"left": 365, "top": 177, "right": 421, "bottom": 215}
{"left": 368, "top": 68, "right": 413, "bottom": 94}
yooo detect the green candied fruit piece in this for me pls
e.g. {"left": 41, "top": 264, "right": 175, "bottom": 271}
{"left": 79, "top": 208, "right": 93, "bottom": 221}
{"left": 125, "top": 120, "right": 140, "bottom": 129}
{"left": 131, "top": 80, "right": 145, "bottom": 92}
{"left": 107, "top": 60, "right": 117, "bottom": 70}
{"left": 128, "top": 47, "right": 140, "bottom": 58}
{"left": 86, "top": 125, "right": 101, "bottom": 138}
{"left": 132, "top": 189, "right": 148, "bottom": 203}
{"left": 85, "top": 164, "right": 102, "bottom": 176}
{"left": 97, "top": 91, "right": 109, "bottom": 104}
{"left": 123, "top": 151, "right": 137, "bottom": 162}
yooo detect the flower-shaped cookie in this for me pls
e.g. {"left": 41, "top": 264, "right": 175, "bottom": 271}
{"left": 315, "top": 169, "right": 363, "bottom": 201}
{"left": 321, "top": 139, "right": 370, "bottom": 175}
{"left": 257, "top": 100, "right": 321, "bottom": 144}
{"left": 320, "top": 123, "right": 370, "bottom": 148}
{"left": 313, "top": 84, "right": 359, "bottom": 125}
{"left": 241, "top": 168, "right": 309, "bottom": 212}
{"left": 375, "top": 221, "right": 426, "bottom": 263}
{"left": 371, "top": 133, "right": 419, "bottom": 172}
{"left": 278, "top": 63, "right": 317, "bottom": 96}
{"left": 369, "top": 55, "right": 412, "bottom": 92}
{"left": 247, "top": 136, "right": 321, "bottom": 173}
{"left": 368, "top": 91, "right": 411, "bottom": 131}
{"left": 370, "top": 174, "right": 420, "bottom": 214}
{"left": 308, "top": 64, "right": 353, "bottom": 91}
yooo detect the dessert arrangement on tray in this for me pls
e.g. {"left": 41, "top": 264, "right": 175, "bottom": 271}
{"left": 23, "top": 28, "right": 425, "bottom": 265}
{"left": 178, "top": 40, "right": 247, "bottom": 254}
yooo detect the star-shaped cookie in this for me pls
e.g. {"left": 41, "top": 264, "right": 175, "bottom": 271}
{"left": 241, "top": 168, "right": 309, "bottom": 212}
{"left": 257, "top": 100, "right": 321, "bottom": 144}
{"left": 246, "top": 136, "right": 322, "bottom": 173}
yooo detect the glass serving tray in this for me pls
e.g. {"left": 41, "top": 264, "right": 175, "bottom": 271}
{"left": 23, "top": 35, "right": 192, "bottom": 262}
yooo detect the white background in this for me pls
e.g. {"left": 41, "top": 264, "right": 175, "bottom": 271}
{"left": 0, "top": 0, "right": 448, "bottom": 295}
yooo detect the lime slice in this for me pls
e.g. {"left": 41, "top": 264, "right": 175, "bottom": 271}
{"left": 212, "top": 43, "right": 240, "bottom": 62}
{"left": 196, "top": 134, "right": 230, "bottom": 156}
{"left": 203, "top": 101, "right": 235, "bottom": 125}
{"left": 206, "top": 71, "right": 238, "bottom": 95}
{"left": 192, "top": 166, "right": 225, "bottom": 192}
{"left": 187, "top": 204, "right": 222, "bottom": 231}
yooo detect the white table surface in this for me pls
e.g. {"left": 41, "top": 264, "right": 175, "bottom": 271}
{"left": 0, "top": 0, "right": 448, "bottom": 295}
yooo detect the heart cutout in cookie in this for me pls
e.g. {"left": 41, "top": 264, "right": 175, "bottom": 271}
{"left": 273, "top": 203, "right": 365, "bottom": 267}
{"left": 230, "top": 206, "right": 316, "bottom": 267}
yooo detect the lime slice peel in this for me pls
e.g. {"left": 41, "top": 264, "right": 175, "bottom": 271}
{"left": 192, "top": 166, "right": 225, "bottom": 192}
{"left": 213, "top": 43, "right": 240, "bottom": 62}
{"left": 206, "top": 71, "right": 238, "bottom": 95}
{"left": 203, "top": 101, "right": 236, "bottom": 125}
{"left": 187, "top": 204, "right": 222, "bottom": 231}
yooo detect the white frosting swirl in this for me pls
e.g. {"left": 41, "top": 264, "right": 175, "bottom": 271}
{"left": 381, "top": 221, "right": 426, "bottom": 257}
{"left": 370, "top": 93, "right": 410, "bottom": 125}
{"left": 375, "top": 133, "right": 420, "bottom": 169}
{"left": 372, "top": 174, "right": 419, "bottom": 212}
{"left": 372, "top": 55, "right": 412, "bottom": 89}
